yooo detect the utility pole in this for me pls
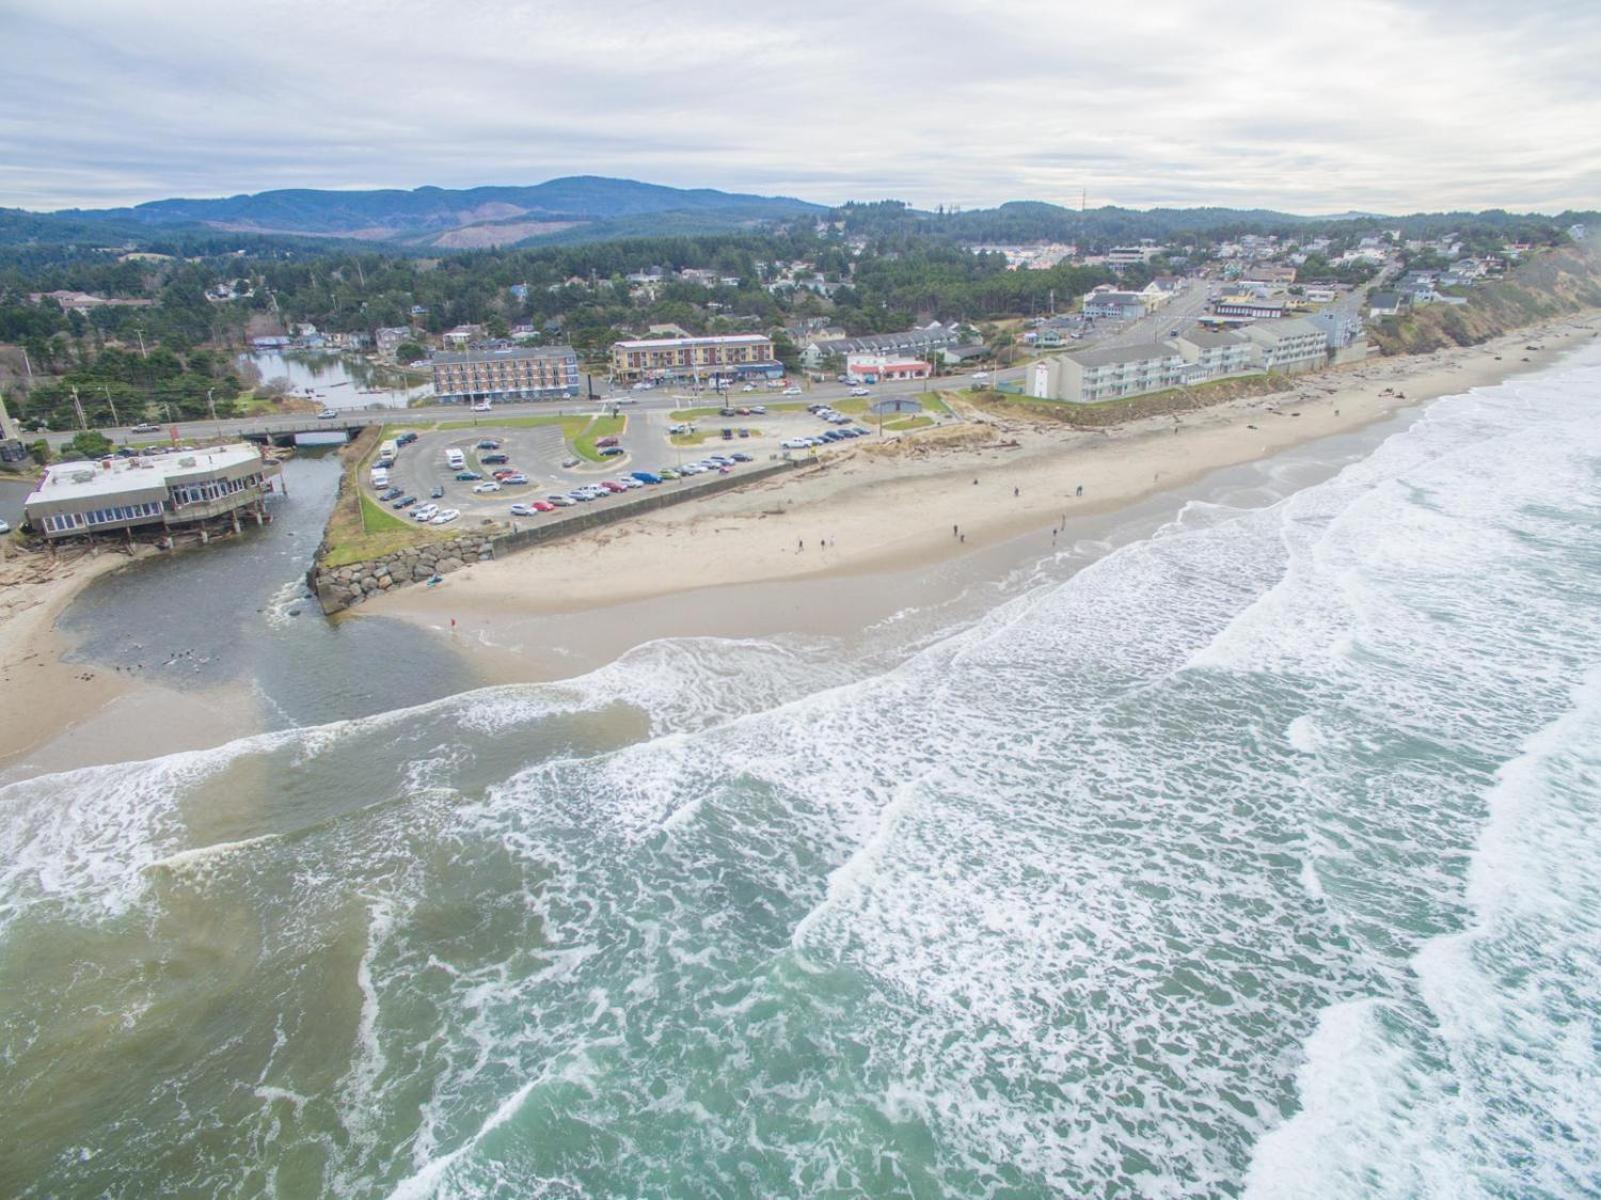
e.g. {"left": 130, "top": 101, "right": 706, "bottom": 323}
{"left": 207, "top": 387, "right": 221, "bottom": 440}
{"left": 134, "top": 329, "right": 148, "bottom": 359}
{"left": 71, "top": 386, "right": 88, "bottom": 431}
{"left": 103, "top": 384, "right": 119, "bottom": 427}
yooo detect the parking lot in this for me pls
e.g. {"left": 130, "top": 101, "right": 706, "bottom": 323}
{"left": 360, "top": 394, "right": 950, "bottom": 531}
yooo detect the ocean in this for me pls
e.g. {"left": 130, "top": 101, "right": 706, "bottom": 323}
{"left": 2, "top": 346, "right": 1598, "bottom": 1198}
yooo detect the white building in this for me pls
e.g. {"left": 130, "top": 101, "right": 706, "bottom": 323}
{"left": 1028, "top": 342, "right": 1186, "bottom": 404}
{"left": 1172, "top": 328, "right": 1258, "bottom": 380}
{"left": 1241, "top": 318, "right": 1329, "bottom": 373}
{"left": 25, "top": 444, "right": 280, "bottom": 540}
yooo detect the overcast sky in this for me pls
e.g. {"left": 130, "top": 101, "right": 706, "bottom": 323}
{"left": 5, "top": 0, "right": 1598, "bottom": 214}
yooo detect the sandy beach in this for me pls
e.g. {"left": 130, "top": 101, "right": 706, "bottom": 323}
{"left": 0, "top": 542, "right": 258, "bottom": 777}
{"left": 370, "top": 314, "right": 1601, "bottom": 660}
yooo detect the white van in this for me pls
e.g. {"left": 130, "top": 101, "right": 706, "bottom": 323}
{"left": 370, "top": 468, "right": 390, "bottom": 489}
{"left": 445, "top": 448, "right": 466, "bottom": 470}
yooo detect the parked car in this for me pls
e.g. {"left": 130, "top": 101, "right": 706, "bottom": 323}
{"left": 476, "top": 439, "right": 501, "bottom": 450}
{"left": 596, "top": 436, "right": 620, "bottom": 448}
{"left": 470, "top": 402, "right": 492, "bottom": 412}
{"left": 731, "top": 452, "right": 753, "bottom": 462}
{"left": 600, "top": 480, "right": 627, "bottom": 493}
{"left": 781, "top": 438, "right": 811, "bottom": 450}
{"left": 380, "top": 487, "right": 403, "bottom": 500}
{"left": 412, "top": 504, "right": 439, "bottom": 522}
{"left": 472, "top": 481, "right": 501, "bottom": 493}
{"left": 782, "top": 387, "right": 802, "bottom": 396}
{"left": 600, "top": 446, "right": 626, "bottom": 457}
{"left": 480, "top": 452, "right": 509, "bottom": 464}
{"left": 751, "top": 405, "right": 768, "bottom": 414}
{"left": 431, "top": 508, "right": 461, "bottom": 525}
{"left": 657, "top": 468, "right": 680, "bottom": 480}
{"left": 849, "top": 387, "right": 870, "bottom": 397}
{"left": 530, "top": 500, "right": 557, "bottom": 512}
{"left": 390, "top": 495, "right": 412, "bottom": 509}
{"left": 500, "top": 472, "right": 530, "bottom": 485}
{"left": 548, "top": 495, "right": 577, "bottom": 507}
{"left": 509, "top": 503, "right": 536, "bottom": 517}
{"left": 430, "top": 484, "right": 444, "bottom": 498}
{"left": 455, "top": 470, "right": 482, "bottom": 481}
{"left": 630, "top": 471, "right": 662, "bottom": 484}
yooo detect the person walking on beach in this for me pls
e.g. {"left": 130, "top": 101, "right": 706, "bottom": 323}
{"left": 1013, "top": 486, "right": 1019, "bottom": 497}
{"left": 953, "top": 523, "right": 959, "bottom": 537}
{"left": 798, "top": 538, "right": 804, "bottom": 551}
{"left": 1076, "top": 484, "right": 1084, "bottom": 497}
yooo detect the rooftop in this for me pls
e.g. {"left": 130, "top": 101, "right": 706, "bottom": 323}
{"left": 27, "top": 443, "right": 264, "bottom": 505}
{"left": 1176, "top": 328, "right": 1249, "bottom": 348}
{"left": 1065, "top": 342, "right": 1180, "bottom": 368}
{"left": 432, "top": 345, "right": 576, "bottom": 365}
{"left": 613, "top": 333, "right": 770, "bottom": 350}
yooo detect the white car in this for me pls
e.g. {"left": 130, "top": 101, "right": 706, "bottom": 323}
{"left": 317, "top": 408, "right": 338, "bottom": 419}
{"left": 0, "top": 519, "right": 10, "bottom": 534}
{"left": 620, "top": 477, "right": 644, "bottom": 488}
{"left": 849, "top": 387, "right": 870, "bottom": 397}
{"left": 430, "top": 508, "right": 460, "bottom": 525}
{"left": 509, "top": 503, "right": 536, "bottom": 516}
{"left": 750, "top": 405, "right": 767, "bottom": 414}
{"left": 782, "top": 387, "right": 802, "bottom": 396}
{"left": 412, "top": 504, "right": 439, "bottom": 522}
{"left": 472, "top": 481, "right": 501, "bottom": 493}
{"left": 470, "top": 401, "right": 492, "bottom": 412}
{"left": 781, "top": 438, "right": 811, "bottom": 450}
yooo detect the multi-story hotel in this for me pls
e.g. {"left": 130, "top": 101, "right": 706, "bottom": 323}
{"left": 431, "top": 346, "right": 580, "bottom": 403}
{"left": 1028, "top": 342, "right": 1186, "bottom": 404}
{"left": 1240, "top": 317, "right": 1329, "bottom": 373}
{"left": 25, "top": 444, "right": 281, "bottom": 540}
{"left": 610, "top": 334, "right": 779, "bottom": 382}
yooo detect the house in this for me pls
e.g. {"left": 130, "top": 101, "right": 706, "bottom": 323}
{"left": 941, "top": 343, "right": 991, "bottom": 367}
{"left": 625, "top": 266, "right": 666, "bottom": 285}
{"left": 1028, "top": 342, "right": 1186, "bottom": 404}
{"left": 1107, "top": 243, "right": 1164, "bottom": 266}
{"left": 1240, "top": 318, "right": 1329, "bottom": 373}
{"left": 646, "top": 323, "right": 694, "bottom": 340}
{"left": 1367, "top": 290, "right": 1407, "bottom": 318}
{"left": 1172, "top": 328, "right": 1257, "bottom": 380}
{"left": 375, "top": 326, "right": 412, "bottom": 360}
{"left": 1305, "top": 310, "right": 1363, "bottom": 349}
{"left": 442, "top": 324, "right": 486, "bottom": 349}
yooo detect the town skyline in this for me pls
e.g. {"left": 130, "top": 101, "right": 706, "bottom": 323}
{"left": 7, "top": 0, "right": 1598, "bottom": 214}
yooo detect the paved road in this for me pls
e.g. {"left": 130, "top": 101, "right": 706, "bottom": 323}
{"left": 36, "top": 371, "right": 1003, "bottom": 453}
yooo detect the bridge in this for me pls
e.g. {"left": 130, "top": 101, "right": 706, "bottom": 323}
{"left": 234, "top": 414, "right": 385, "bottom": 445}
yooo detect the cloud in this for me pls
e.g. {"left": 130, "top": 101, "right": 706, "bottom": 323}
{"left": 2, "top": 0, "right": 1598, "bottom": 213}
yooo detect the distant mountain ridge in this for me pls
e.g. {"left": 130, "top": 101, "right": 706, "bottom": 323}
{"left": 50, "top": 176, "right": 825, "bottom": 248}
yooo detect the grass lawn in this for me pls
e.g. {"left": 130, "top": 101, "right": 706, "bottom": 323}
{"left": 574, "top": 414, "right": 626, "bottom": 462}
{"left": 668, "top": 401, "right": 806, "bottom": 420}
{"left": 321, "top": 492, "right": 434, "bottom": 568}
{"left": 883, "top": 415, "right": 936, "bottom": 432}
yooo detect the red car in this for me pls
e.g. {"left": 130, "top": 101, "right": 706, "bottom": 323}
{"left": 492, "top": 469, "right": 518, "bottom": 480}
{"left": 530, "top": 500, "right": 557, "bottom": 513}
{"left": 600, "top": 480, "right": 628, "bottom": 493}
{"left": 596, "top": 436, "right": 620, "bottom": 448}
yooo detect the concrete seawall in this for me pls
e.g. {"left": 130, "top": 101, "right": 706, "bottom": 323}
{"left": 311, "top": 459, "right": 798, "bottom": 614}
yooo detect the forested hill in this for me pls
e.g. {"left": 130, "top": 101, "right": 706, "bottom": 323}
{"left": 44, "top": 177, "right": 824, "bottom": 249}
